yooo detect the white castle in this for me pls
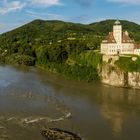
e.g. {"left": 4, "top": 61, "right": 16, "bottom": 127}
{"left": 101, "top": 20, "right": 140, "bottom": 55}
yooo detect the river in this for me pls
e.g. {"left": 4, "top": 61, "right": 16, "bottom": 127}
{"left": 0, "top": 65, "right": 140, "bottom": 140}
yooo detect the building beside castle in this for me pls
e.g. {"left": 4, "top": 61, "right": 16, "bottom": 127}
{"left": 101, "top": 20, "right": 140, "bottom": 55}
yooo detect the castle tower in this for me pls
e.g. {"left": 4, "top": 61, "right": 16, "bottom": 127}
{"left": 113, "top": 20, "right": 122, "bottom": 44}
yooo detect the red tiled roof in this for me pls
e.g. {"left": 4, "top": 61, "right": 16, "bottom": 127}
{"left": 122, "top": 32, "right": 134, "bottom": 43}
{"left": 102, "top": 32, "right": 116, "bottom": 43}
{"left": 102, "top": 31, "right": 134, "bottom": 44}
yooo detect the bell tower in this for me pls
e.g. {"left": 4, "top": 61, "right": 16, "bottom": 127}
{"left": 113, "top": 20, "right": 122, "bottom": 44}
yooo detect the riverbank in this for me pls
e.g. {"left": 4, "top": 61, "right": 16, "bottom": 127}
{"left": 2, "top": 52, "right": 140, "bottom": 90}
{"left": 36, "top": 63, "right": 100, "bottom": 82}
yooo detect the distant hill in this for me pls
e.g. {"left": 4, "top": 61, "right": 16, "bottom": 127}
{"left": 0, "top": 19, "right": 140, "bottom": 81}
{"left": 0, "top": 19, "right": 140, "bottom": 56}
{"left": 0, "top": 19, "right": 139, "bottom": 58}
{"left": 0, "top": 19, "right": 140, "bottom": 48}
{"left": 89, "top": 19, "right": 140, "bottom": 41}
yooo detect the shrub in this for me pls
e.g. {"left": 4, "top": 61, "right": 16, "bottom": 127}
{"left": 115, "top": 56, "right": 140, "bottom": 72}
{"left": 5, "top": 54, "right": 35, "bottom": 66}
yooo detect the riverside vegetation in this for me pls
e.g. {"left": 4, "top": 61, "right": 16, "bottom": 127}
{"left": 0, "top": 19, "right": 140, "bottom": 81}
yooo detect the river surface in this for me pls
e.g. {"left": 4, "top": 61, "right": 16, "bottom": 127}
{"left": 0, "top": 65, "right": 140, "bottom": 140}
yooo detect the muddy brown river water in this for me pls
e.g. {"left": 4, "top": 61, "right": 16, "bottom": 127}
{"left": 0, "top": 65, "right": 140, "bottom": 140}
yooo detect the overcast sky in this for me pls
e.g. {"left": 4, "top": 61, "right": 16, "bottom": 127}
{"left": 0, "top": 0, "right": 140, "bottom": 33}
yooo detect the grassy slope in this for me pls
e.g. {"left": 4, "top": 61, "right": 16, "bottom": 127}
{"left": 115, "top": 56, "right": 140, "bottom": 72}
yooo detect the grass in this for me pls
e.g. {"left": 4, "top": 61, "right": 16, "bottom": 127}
{"left": 115, "top": 56, "right": 140, "bottom": 72}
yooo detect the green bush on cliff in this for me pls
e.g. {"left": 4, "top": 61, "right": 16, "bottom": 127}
{"left": 115, "top": 56, "right": 140, "bottom": 72}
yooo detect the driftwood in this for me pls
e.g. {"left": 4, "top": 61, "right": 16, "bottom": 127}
{"left": 41, "top": 128, "right": 81, "bottom": 140}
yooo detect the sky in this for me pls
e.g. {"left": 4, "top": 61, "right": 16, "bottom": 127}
{"left": 0, "top": 0, "right": 140, "bottom": 33}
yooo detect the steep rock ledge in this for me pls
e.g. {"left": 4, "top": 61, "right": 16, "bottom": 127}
{"left": 100, "top": 64, "right": 140, "bottom": 89}
{"left": 128, "top": 72, "right": 140, "bottom": 88}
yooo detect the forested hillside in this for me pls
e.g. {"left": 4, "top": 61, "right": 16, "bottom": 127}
{"left": 0, "top": 19, "right": 140, "bottom": 81}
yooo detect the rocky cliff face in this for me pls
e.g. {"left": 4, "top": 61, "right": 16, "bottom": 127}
{"left": 100, "top": 64, "right": 140, "bottom": 89}
{"left": 128, "top": 72, "right": 140, "bottom": 88}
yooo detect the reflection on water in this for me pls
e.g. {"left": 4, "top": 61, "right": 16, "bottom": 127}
{"left": 100, "top": 90, "right": 140, "bottom": 138}
{"left": 0, "top": 65, "right": 140, "bottom": 140}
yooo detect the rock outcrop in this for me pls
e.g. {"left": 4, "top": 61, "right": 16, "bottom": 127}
{"left": 100, "top": 63, "right": 140, "bottom": 89}
{"left": 41, "top": 128, "right": 81, "bottom": 140}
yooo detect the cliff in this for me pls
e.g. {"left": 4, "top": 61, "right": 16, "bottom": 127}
{"left": 100, "top": 63, "right": 140, "bottom": 89}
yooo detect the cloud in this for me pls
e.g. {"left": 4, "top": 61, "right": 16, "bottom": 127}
{"left": 0, "top": 0, "right": 62, "bottom": 15}
{"left": 30, "top": 0, "right": 61, "bottom": 7}
{"left": 0, "top": 1, "right": 26, "bottom": 15}
{"left": 107, "top": 0, "right": 140, "bottom": 5}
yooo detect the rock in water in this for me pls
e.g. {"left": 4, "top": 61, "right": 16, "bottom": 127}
{"left": 41, "top": 128, "right": 81, "bottom": 140}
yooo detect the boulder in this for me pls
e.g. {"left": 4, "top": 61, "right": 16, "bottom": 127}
{"left": 41, "top": 128, "right": 81, "bottom": 140}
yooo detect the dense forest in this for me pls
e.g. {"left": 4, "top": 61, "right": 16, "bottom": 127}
{"left": 0, "top": 19, "right": 140, "bottom": 81}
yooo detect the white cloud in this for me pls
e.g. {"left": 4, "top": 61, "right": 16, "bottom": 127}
{"left": 30, "top": 0, "right": 61, "bottom": 7}
{"left": 0, "top": 0, "right": 62, "bottom": 15}
{"left": 107, "top": 0, "right": 140, "bottom": 5}
{"left": 0, "top": 1, "right": 26, "bottom": 15}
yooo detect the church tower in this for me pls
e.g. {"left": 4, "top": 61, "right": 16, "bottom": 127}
{"left": 113, "top": 20, "right": 122, "bottom": 44}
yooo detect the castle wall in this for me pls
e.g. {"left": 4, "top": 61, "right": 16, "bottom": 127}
{"left": 107, "top": 43, "right": 121, "bottom": 55}
{"left": 101, "top": 43, "right": 108, "bottom": 54}
{"left": 121, "top": 43, "right": 134, "bottom": 54}
{"left": 134, "top": 49, "right": 140, "bottom": 55}
{"left": 101, "top": 43, "right": 134, "bottom": 55}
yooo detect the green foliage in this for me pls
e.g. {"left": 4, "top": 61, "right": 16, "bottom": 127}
{"left": 35, "top": 46, "right": 48, "bottom": 64}
{"left": 5, "top": 54, "right": 35, "bottom": 66}
{"left": 60, "top": 64, "right": 99, "bottom": 81}
{"left": 115, "top": 56, "right": 140, "bottom": 72}
{"left": 37, "top": 51, "right": 101, "bottom": 81}
{"left": 74, "top": 51, "right": 102, "bottom": 68}
{"left": 39, "top": 63, "right": 99, "bottom": 81}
